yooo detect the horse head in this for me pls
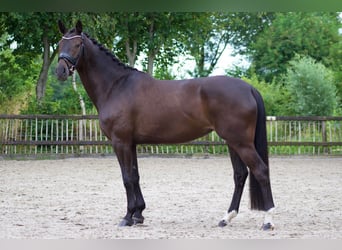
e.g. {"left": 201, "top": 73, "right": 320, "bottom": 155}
{"left": 56, "top": 20, "right": 84, "bottom": 81}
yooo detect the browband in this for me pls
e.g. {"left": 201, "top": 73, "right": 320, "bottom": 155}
{"left": 62, "top": 35, "right": 83, "bottom": 40}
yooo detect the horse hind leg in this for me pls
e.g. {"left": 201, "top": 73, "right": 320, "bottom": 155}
{"left": 219, "top": 146, "right": 248, "bottom": 227}
{"left": 234, "top": 144, "right": 275, "bottom": 230}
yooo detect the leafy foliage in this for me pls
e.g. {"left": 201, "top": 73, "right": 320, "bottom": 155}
{"left": 180, "top": 13, "right": 245, "bottom": 78}
{"left": 242, "top": 73, "right": 291, "bottom": 116}
{"left": 23, "top": 73, "right": 94, "bottom": 115}
{"left": 249, "top": 12, "right": 341, "bottom": 83}
{"left": 284, "top": 56, "right": 338, "bottom": 116}
{"left": 0, "top": 33, "right": 39, "bottom": 113}
{"left": 1, "top": 12, "right": 341, "bottom": 117}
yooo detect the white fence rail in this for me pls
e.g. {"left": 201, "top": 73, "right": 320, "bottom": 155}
{"left": 1, "top": 115, "right": 341, "bottom": 157}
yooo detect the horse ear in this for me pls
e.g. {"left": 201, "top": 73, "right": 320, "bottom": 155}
{"left": 75, "top": 20, "right": 83, "bottom": 34}
{"left": 58, "top": 20, "right": 67, "bottom": 34}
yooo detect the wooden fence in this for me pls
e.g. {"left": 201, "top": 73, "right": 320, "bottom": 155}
{"left": 0, "top": 114, "right": 342, "bottom": 157}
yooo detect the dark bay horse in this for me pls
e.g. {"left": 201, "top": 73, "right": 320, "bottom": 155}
{"left": 56, "top": 20, "right": 275, "bottom": 230}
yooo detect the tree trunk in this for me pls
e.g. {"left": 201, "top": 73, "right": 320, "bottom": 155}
{"left": 72, "top": 73, "right": 86, "bottom": 116}
{"left": 36, "top": 35, "right": 57, "bottom": 104}
{"left": 194, "top": 45, "right": 206, "bottom": 78}
{"left": 125, "top": 39, "right": 137, "bottom": 67}
{"left": 147, "top": 18, "right": 158, "bottom": 76}
{"left": 147, "top": 53, "right": 155, "bottom": 76}
{"left": 72, "top": 72, "right": 86, "bottom": 153}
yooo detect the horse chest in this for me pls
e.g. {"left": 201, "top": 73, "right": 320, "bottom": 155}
{"left": 98, "top": 108, "right": 134, "bottom": 141}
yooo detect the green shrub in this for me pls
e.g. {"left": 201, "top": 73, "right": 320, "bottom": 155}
{"left": 242, "top": 73, "right": 291, "bottom": 116}
{"left": 284, "top": 55, "right": 338, "bottom": 116}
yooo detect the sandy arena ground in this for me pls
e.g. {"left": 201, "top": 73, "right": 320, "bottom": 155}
{"left": 0, "top": 156, "right": 341, "bottom": 239}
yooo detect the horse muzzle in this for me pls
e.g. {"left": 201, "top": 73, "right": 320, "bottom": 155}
{"left": 56, "top": 59, "right": 70, "bottom": 81}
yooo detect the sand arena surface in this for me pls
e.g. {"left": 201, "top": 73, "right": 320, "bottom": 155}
{"left": 0, "top": 156, "right": 341, "bottom": 239}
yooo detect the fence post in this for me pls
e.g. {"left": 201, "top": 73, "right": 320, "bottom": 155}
{"left": 79, "top": 118, "right": 84, "bottom": 154}
{"left": 322, "top": 119, "right": 327, "bottom": 154}
{"left": 35, "top": 117, "right": 38, "bottom": 155}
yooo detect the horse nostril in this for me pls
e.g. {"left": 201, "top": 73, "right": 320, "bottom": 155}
{"left": 56, "top": 64, "right": 69, "bottom": 81}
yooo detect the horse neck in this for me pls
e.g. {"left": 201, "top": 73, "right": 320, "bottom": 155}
{"left": 76, "top": 36, "right": 134, "bottom": 111}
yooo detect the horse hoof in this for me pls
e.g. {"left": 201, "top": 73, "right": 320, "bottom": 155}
{"left": 261, "top": 222, "right": 274, "bottom": 231}
{"left": 133, "top": 216, "right": 144, "bottom": 225}
{"left": 118, "top": 218, "right": 133, "bottom": 227}
{"left": 218, "top": 220, "right": 227, "bottom": 227}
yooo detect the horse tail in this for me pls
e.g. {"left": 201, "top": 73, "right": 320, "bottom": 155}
{"left": 250, "top": 87, "right": 269, "bottom": 211}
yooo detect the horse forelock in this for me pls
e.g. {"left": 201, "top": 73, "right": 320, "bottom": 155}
{"left": 66, "top": 28, "right": 77, "bottom": 35}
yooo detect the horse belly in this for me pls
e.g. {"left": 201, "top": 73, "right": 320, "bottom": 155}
{"left": 134, "top": 114, "right": 212, "bottom": 144}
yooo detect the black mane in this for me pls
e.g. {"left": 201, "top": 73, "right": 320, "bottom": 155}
{"left": 83, "top": 32, "right": 138, "bottom": 72}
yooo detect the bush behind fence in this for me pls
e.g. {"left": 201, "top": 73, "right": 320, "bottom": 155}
{"left": 1, "top": 114, "right": 342, "bottom": 158}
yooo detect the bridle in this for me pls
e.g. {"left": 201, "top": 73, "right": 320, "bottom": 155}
{"left": 58, "top": 34, "right": 84, "bottom": 74}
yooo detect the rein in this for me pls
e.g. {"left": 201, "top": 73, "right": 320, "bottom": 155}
{"left": 58, "top": 34, "right": 84, "bottom": 74}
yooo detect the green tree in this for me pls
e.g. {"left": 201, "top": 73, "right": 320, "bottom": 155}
{"left": 142, "top": 12, "right": 184, "bottom": 76}
{"left": 113, "top": 12, "right": 146, "bottom": 66}
{"left": 0, "top": 12, "right": 117, "bottom": 105}
{"left": 180, "top": 13, "right": 232, "bottom": 78}
{"left": 249, "top": 12, "right": 342, "bottom": 83}
{"left": 284, "top": 55, "right": 338, "bottom": 116}
{"left": 0, "top": 33, "right": 39, "bottom": 113}
{"left": 1, "top": 12, "right": 74, "bottom": 104}
{"left": 326, "top": 26, "right": 342, "bottom": 100}
{"left": 242, "top": 72, "right": 291, "bottom": 116}
{"left": 177, "top": 12, "right": 275, "bottom": 78}
{"left": 76, "top": 13, "right": 117, "bottom": 51}
{"left": 228, "top": 12, "right": 275, "bottom": 54}
{"left": 108, "top": 12, "right": 185, "bottom": 76}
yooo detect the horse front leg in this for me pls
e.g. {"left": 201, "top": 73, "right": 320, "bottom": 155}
{"left": 113, "top": 142, "right": 146, "bottom": 227}
{"left": 219, "top": 147, "right": 248, "bottom": 227}
{"left": 131, "top": 144, "right": 146, "bottom": 224}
